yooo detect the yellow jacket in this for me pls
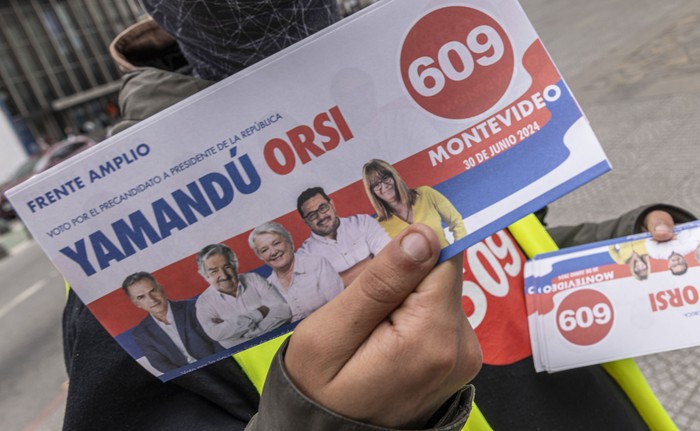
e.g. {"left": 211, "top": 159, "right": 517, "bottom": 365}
{"left": 379, "top": 186, "right": 467, "bottom": 248}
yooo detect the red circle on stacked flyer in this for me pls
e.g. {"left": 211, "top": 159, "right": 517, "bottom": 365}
{"left": 399, "top": 6, "right": 514, "bottom": 119}
{"left": 556, "top": 289, "right": 614, "bottom": 346}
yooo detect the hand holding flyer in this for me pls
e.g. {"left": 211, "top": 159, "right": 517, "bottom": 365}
{"left": 285, "top": 224, "right": 481, "bottom": 429}
{"left": 8, "top": 0, "right": 610, "bottom": 380}
{"left": 526, "top": 220, "right": 700, "bottom": 372}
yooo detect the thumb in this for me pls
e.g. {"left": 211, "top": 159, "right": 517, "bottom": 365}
{"left": 342, "top": 223, "right": 440, "bottom": 336}
{"left": 643, "top": 210, "right": 675, "bottom": 242}
{"left": 288, "top": 224, "right": 440, "bottom": 378}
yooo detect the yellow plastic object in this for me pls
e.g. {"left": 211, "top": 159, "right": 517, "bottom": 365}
{"left": 233, "top": 333, "right": 291, "bottom": 394}
{"left": 601, "top": 360, "right": 678, "bottom": 431}
{"left": 507, "top": 214, "right": 677, "bottom": 431}
{"left": 464, "top": 402, "right": 493, "bottom": 431}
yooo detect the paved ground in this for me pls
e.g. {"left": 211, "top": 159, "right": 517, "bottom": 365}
{"left": 521, "top": 0, "right": 700, "bottom": 429}
{"left": 0, "top": 225, "right": 66, "bottom": 431}
{"left": 3, "top": 0, "right": 700, "bottom": 429}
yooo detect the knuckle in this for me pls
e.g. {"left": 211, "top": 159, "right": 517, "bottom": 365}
{"left": 290, "top": 320, "right": 319, "bottom": 352}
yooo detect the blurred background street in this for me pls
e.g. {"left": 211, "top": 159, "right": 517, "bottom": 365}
{"left": 526, "top": 0, "right": 700, "bottom": 429}
{"left": 0, "top": 0, "right": 699, "bottom": 429}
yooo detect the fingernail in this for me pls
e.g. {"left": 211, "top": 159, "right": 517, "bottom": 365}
{"left": 654, "top": 224, "right": 672, "bottom": 235}
{"left": 400, "top": 231, "right": 431, "bottom": 262}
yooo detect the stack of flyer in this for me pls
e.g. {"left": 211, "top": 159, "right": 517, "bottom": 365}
{"left": 9, "top": 0, "right": 610, "bottom": 381}
{"left": 525, "top": 220, "right": 700, "bottom": 373}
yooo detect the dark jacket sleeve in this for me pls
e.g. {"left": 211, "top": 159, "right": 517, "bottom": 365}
{"left": 62, "top": 290, "right": 259, "bottom": 431}
{"left": 546, "top": 204, "right": 696, "bottom": 248}
{"left": 246, "top": 338, "right": 474, "bottom": 431}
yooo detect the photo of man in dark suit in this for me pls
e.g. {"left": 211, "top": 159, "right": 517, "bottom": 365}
{"left": 122, "top": 271, "right": 221, "bottom": 373}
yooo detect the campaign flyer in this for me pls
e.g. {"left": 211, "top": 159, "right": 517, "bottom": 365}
{"left": 525, "top": 221, "right": 700, "bottom": 373}
{"left": 8, "top": 0, "right": 609, "bottom": 380}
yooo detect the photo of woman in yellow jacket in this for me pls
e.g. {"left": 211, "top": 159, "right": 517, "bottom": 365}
{"left": 608, "top": 240, "right": 650, "bottom": 281}
{"left": 361, "top": 159, "right": 467, "bottom": 248}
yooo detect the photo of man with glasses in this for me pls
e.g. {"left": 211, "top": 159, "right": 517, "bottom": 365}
{"left": 296, "top": 186, "right": 390, "bottom": 286}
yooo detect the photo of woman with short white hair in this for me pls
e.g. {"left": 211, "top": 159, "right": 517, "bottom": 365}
{"left": 249, "top": 221, "right": 343, "bottom": 321}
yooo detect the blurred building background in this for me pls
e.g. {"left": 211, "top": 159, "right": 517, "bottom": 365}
{"left": 0, "top": 0, "right": 145, "bottom": 151}
{"left": 0, "top": 0, "right": 375, "bottom": 158}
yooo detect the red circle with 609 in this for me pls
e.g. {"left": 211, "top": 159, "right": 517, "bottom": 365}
{"left": 555, "top": 289, "right": 614, "bottom": 346}
{"left": 400, "top": 6, "right": 514, "bottom": 119}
